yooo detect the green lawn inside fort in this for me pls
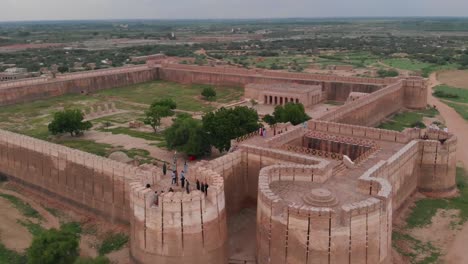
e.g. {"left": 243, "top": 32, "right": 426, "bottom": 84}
{"left": 0, "top": 80, "right": 243, "bottom": 160}
{"left": 378, "top": 107, "right": 439, "bottom": 132}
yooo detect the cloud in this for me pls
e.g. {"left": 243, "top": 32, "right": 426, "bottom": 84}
{"left": 1, "top": 0, "right": 467, "bottom": 22}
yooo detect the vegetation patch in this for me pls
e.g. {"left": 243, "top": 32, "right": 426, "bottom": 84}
{"left": 0, "top": 194, "right": 41, "bottom": 219}
{"left": 378, "top": 108, "right": 438, "bottom": 132}
{"left": 99, "top": 127, "right": 165, "bottom": 141}
{"left": 406, "top": 167, "right": 468, "bottom": 229}
{"left": 98, "top": 233, "right": 129, "bottom": 255}
{"left": 0, "top": 243, "right": 26, "bottom": 264}
{"left": 433, "top": 85, "right": 468, "bottom": 104}
{"left": 53, "top": 139, "right": 113, "bottom": 157}
{"left": 392, "top": 231, "right": 441, "bottom": 264}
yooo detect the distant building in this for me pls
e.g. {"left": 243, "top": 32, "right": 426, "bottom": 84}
{"left": 0, "top": 67, "right": 34, "bottom": 81}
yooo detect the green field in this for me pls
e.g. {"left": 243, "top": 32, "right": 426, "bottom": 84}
{"left": 0, "top": 80, "right": 242, "bottom": 157}
{"left": 392, "top": 167, "right": 467, "bottom": 264}
{"left": 433, "top": 85, "right": 468, "bottom": 120}
{"left": 95, "top": 81, "right": 243, "bottom": 112}
{"left": 378, "top": 108, "right": 438, "bottom": 132}
{"left": 383, "top": 58, "right": 459, "bottom": 77}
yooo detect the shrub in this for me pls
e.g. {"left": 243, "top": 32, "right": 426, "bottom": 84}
{"left": 433, "top": 90, "right": 460, "bottom": 99}
{"left": 201, "top": 87, "right": 216, "bottom": 99}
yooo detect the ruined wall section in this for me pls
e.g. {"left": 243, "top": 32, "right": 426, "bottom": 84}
{"left": 0, "top": 129, "right": 136, "bottom": 223}
{"left": 0, "top": 67, "right": 158, "bottom": 106}
{"left": 129, "top": 166, "right": 227, "bottom": 264}
{"left": 257, "top": 164, "right": 391, "bottom": 264}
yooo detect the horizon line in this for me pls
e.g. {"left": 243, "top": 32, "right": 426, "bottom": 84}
{"left": 1, "top": 15, "right": 468, "bottom": 24}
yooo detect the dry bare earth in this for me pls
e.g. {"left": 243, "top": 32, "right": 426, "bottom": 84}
{"left": 0, "top": 198, "right": 32, "bottom": 253}
{"left": 437, "top": 70, "right": 468, "bottom": 89}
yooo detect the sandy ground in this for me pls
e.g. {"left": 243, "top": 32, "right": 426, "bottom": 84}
{"left": 0, "top": 198, "right": 32, "bottom": 252}
{"left": 437, "top": 70, "right": 468, "bottom": 89}
{"left": 428, "top": 72, "right": 468, "bottom": 263}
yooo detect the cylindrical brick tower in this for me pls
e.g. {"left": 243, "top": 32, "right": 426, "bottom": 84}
{"left": 418, "top": 130, "right": 458, "bottom": 197}
{"left": 129, "top": 166, "right": 228, "bottom": 264}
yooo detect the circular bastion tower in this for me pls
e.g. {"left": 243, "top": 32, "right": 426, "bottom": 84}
{"left": 257, "top": 163, "right": 393, "bottom": 264}
{"left": 129, "top": 166, "right": 228, "bottom": 264}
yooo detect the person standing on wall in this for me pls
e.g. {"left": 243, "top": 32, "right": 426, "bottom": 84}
{"left": 181, "top": 170, "right": 186, "bottom": 188}
{"left": 163, "top": 162, "right": 167, "bottom": 176}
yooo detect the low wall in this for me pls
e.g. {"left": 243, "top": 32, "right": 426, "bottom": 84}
{"left": 0, "top": 66, "right": 158, "bottom": 106}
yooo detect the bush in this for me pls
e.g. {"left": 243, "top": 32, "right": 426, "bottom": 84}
{"left": 272, "top": 103, "right": 311, "bottom": 125}
{"left": 433, "top": 90, "right": 460, "bottom": 99}
{"left": 27, "top": 228, "right": 79, "bottom": 264}
{"left": 410, "top": 121, "right": 426, "bottom": 129}
{"left": 377, "top": 69, "right": 399, "bottom": 78}
{"left": 201, "top": 87, "right": 216, "bottom": 99}
{"left": 98, "top": 233, "right": 128, "bottom": 255}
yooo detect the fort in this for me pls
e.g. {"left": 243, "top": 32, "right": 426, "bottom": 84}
{"left": 0, "top": 62, "right": 457, "bottom": 264}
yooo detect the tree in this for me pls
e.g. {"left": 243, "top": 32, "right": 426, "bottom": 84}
{"left": 262, "top": 114, "right": 277, "bottom": 126}
{"left": 57, "top": 66, "right": 69, "bottom": 73}
{"left": 144, "top": 99, "right": 177, "bottom": 133}
{"left": 48, "top": 109, "right": 92, "bottom": 136}
{"left": 203, "top": 106, "right": 261, "bottom": 152}
{"left": 377, "top": 69, "right": 399, "bottom": 78}
{"left": 272, "top": 103, "right": 310, "bottom": 125}
{"left": 151, "top": 98, "right": 177, "bottom": 110}
{"left": 165, "top": 114, "right": 210, "bottom": 157}
{"left": 27, "top": 228, "right": 79, "bottom": 264}
{"left": 201, "top": 87, "right": 216, "bottom": 100}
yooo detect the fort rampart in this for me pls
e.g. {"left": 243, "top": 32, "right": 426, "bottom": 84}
{"left": 0, "top": 66, "right": 158, "bottom": 106}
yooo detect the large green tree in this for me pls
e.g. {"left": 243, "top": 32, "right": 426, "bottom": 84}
{"left": 267, "top": 103, "right": 311, "bottom": 126}
{"left": 165, "top": 114, "right": 210, "bottom": 157}
{"left": 27, "top": 228, "right": 79, "bottom": 264}
{"left": 202, "top": 106, "right": 261, "bottom": 152}
{"left": 48, "top": 109, "right": 92, "bottom": 136}
{"left": 144, "top": 99, "right": 177, "bottom": 133}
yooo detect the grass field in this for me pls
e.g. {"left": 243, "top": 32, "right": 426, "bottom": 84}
{"left": 392, "top": 167, "right": 467, "bottom": 264}
{"left": 433, "top": 85, "right": 468, "bottom": 120}
{"left": 383, "top": 58, "right": 458, "bottom": 77}
{"left": 95, "top": 81, "right": 243, "bottom": 112}
{"left": 0, "top": 80, "right": 242, "bottom": 156}
{"left": 406, "top": 167, "right": 468, "bottom": 228}
{"left": 378, "top": 108, "right": 438, "bottom": 132}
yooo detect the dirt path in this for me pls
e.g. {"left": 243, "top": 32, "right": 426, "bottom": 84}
{"left": 0, "top": 198, "right": 32, "bottom": 252}
{"left": 0, "top": 189, "right": 60, "bottom": 229}
{"left": 428, "top": 72, "right": 468, "bottom": 263}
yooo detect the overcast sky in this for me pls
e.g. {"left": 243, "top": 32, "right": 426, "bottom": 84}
{"left": 1, "top": 0, "right": 468, "bottom": 21}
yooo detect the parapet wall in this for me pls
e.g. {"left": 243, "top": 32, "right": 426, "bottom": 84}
{"left": 129, "top": 166, "right": 228, "bottom": 264}
{"left": 0, "top": 129, "right": 136, "bottom": 223}
{"left": 0, "top": 66, "right": 158, "bottom": 106}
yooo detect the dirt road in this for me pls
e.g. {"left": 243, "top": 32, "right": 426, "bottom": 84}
{"left": 428, "top": 73, "right": 468, "bottom": 263}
